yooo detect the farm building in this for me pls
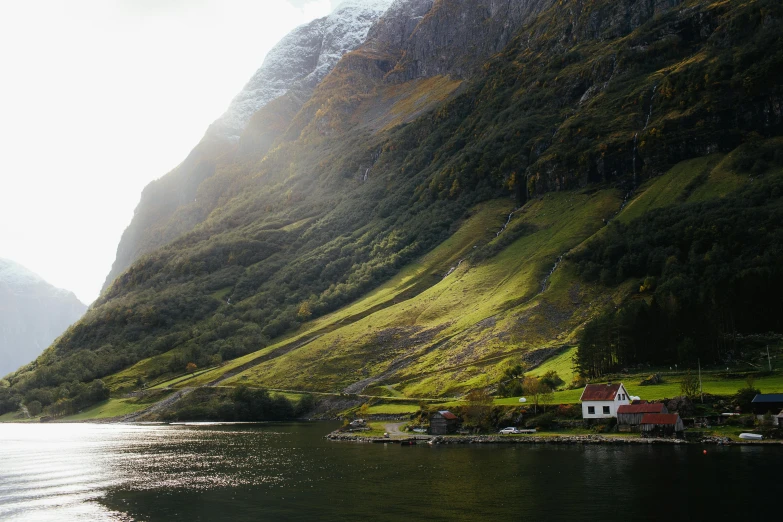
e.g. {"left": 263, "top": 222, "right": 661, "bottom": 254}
{"left": 640, "top": 413, "right": 685, "bottom": 437}
{"left": 777, "top": 411, "right": 783, "bottom": 427}
{"left": 580, "top": 383, "right": 631, "bottom": 419}
{"left": 617, "top": 403, "right": 668, "bottom": 428}
{"left": 751, "top": 394, "right": 783, "bottom": 415}
{"left": 429, "top": 411, "right": 459, "bottom": 435}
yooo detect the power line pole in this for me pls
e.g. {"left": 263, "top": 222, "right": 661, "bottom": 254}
{"left": 768, "top": 345, "right": 772, "bottom": 372}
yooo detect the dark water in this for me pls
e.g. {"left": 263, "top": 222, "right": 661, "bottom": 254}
{"left": 1, "top": 423, "right": 781, "bottom": 521}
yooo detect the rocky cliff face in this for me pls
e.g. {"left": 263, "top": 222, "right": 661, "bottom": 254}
{"left": 387, "top": 0, "right": 556, "bottom": 81}
{"left": 0, "top": 260, "right": 86, "bottom": 377}
{"left": 209, "top": 0, "right": 394, "bottom": 141}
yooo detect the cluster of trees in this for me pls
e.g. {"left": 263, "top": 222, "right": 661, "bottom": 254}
{"left": 163, "top": 386, "right": 315, "bottom": 422}
{"left": 574, "top": 168, "right": 783, "bottom": 377}
{"left": 5, "top": 379, "right": 111, "bottom": 418}
{"left": 495, "top": 364, "right": 566, "bottom": 416}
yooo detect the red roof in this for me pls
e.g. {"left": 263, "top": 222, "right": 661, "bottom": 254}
{"left": 438, "top": 411, "right": 458, "bottom": 420}
{"left": 618, "top": 403, "right": 665, "bottom": 414}
{"left": 640, "top": 413, "right": 680, "bottom": 425}
{"left": 581, "top": 384, "right": 623, "bottom": 401}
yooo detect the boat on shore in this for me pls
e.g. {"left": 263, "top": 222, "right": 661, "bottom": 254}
{"left": 739, "top": 433, "right": 763, "bottom": 440}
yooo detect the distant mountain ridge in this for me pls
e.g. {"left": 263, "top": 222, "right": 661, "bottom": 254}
{"left": 0, "top": 259, "right": 86, "bottom": 377}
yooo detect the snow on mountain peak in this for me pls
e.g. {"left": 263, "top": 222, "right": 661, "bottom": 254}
{"left": 209, "top": 0, "right": 393, "bottom": 141}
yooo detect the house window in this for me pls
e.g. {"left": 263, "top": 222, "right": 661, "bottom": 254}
{"left": 588, "top": 406, "right": 595, "bottom": 415}
{"left": 603, "top": 406, "right": 611, "bottom": 415}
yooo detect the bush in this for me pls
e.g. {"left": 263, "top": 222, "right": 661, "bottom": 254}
{"left": 735, "top": 380, "right": 761, "bottom": 413}
{"left": 725, "top": 414, "right": 755, "bottom": 428}
{"left": 556, "top": 404, "right": 580, "bottom": 419}
{"left": 541, "top": 370, "right": 565, "bottom": 390}
{"left": 26, "top": 400, "right": 42, "bottom": 417}
{"left": 525, "top": 412, "right": 557, "bottom": 430}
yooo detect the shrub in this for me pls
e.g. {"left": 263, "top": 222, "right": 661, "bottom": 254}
{"left": 541, "top": 370, "right": 565, "bottom": 390}
{"left": 26, "top": 400, "right": 42, "bottom": 417}
{"left": 557, "top": 404, "right": 580, "bottom": 419}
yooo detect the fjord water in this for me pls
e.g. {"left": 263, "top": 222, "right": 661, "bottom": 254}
{"left": 1, "top": 423, "right": 780, "bottom": 521}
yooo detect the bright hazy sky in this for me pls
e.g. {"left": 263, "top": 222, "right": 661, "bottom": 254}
{"left": 0, "top": 0, "right": 349, "bottom": 305}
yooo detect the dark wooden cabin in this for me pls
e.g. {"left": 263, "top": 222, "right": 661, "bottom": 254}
{"left": 617, "top": 403, "right": 668, "bottom": 429}
{"left": 751, "top": 394, "right": 783, "bottom": 415}
{"left": 429, "top": 411, "right": 459, "bottom": 435}
{"left": 640, "top": 413, "right": 685, "bottom": 437}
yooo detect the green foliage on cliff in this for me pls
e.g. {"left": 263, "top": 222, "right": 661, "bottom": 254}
{"left": 575, "top": 147, "right": 783, "bottom": 377}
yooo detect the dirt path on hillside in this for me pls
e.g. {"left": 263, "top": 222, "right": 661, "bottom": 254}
{"left": 123, "top": 388, "right": 194, "bottom": 422}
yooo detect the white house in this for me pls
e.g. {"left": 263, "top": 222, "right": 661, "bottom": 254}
{"left": 580, "top": 383, "right": 631, "bottom": 419}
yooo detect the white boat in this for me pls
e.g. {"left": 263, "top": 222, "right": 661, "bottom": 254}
{"left": 739, "top": 433, "right": 763, "bottom": 440}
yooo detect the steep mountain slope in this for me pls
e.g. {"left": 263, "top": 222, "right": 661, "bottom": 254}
{"left": 4, "top": 0, "right": 783, "bottom": 416}
{"left": 102, "top": 0, "right": 394, "bottom": 292}
{"left": 0, "top": 260, "right": 86, "bottom": 377}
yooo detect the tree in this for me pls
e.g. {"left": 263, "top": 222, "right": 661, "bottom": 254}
{"left": 358, "top": 403, "right": 370, "bottom": 419}
{"left": 186, "top": 362, "right": 198, "bottom": 374}
{"left": 735, "top": 376, "right": 761, "bottom": 413}
{"left": 541, "top": 370, "right": 565, "bottom": 391}
{"left": 464, "top": 388, "right": 493, "bottom": 429}
{"left": 297, "top": 301, "right": 313, "bottom": 320}
{"left": 497, "top": 362, "right": 526, "bottom": 397}
{"left": 525, "top": 377, "right": 553, "bottom": 414}
{"left": 680, "top": 370, "right": 700, "bottom": 398}
{"left": 26, "top": 400, "right": 42, "bottom": 417}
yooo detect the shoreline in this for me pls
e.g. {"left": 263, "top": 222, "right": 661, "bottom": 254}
{"left": 326, "top": 431, "right": 783, "bottom": 446}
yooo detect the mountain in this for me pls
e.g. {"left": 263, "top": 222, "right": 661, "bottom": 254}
{"left": 4, "top": 0, "right": 782, "bottom": 417}
{"left": 102, "top": 0, "right": 394, "bottom": 293}
{"left": 0, "top": 259, "right": 86, "bottom": 377}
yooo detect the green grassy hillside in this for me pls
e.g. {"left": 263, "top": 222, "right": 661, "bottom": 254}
{"left": 2, "top": 0, "right": 782, "bottom": 420}
{"left": 107, "top": 148, "right": 778, "bottom": 407}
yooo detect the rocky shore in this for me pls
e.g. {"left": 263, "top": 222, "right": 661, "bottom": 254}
{"left": 326, "top": 431, "right": 783, "bottom": 446}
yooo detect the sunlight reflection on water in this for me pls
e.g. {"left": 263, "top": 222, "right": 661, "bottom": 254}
{"left": 0, "top": 423, "right": 290, "bottom": 521}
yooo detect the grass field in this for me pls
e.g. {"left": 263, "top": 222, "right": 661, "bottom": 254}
{"left": 220, "top": 189, "right": 620, "bottom": 396}
{"left": 493, "top": 372, "right": 783, "bottom": 406}
{"left": 366, "top": 403, "right": 420, "bottom": 414}
{"left": 59, "top": 398, "right": 150, "bottom": 421}
{"left": 149, "top": 367, "right": 218, "bottom": 389}
{"left": 527, "top": 346, "right": 577, "bottom": 383}
{"left": 0, "top": 411, "right": 35, "bottom": 423}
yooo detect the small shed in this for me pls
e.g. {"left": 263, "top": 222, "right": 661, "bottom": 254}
{"left": 429, "top": 410, "right": 459, "bottom": 435}
{"left": 776, "top": 410, "right": 783, "bottom": 428}
{"left": 640, "top": 413, "right": 685, "bottom": 437}
{"left": 751, "top": 394, "right": 783, "bottom": 415}
{"left": 617, "top": 403, "right": 668, "bottom": 427}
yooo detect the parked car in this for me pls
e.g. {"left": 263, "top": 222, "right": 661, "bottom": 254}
{"left": 499, "top": 427, "right": 520, "bottom": 434}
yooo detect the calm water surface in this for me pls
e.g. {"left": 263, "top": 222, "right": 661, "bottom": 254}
{"left": 0, "top": 422, "right": 781, "bottom": 521}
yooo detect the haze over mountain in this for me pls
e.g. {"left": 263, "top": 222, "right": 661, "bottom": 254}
{"left": 2, "top": 0, "right": 781, "bottom": 419}
{"left": 0, "top": 259, "right": 86, "bottom": 377}
{"left": 102, "top": 0, "right": 394, "bottom": 293}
